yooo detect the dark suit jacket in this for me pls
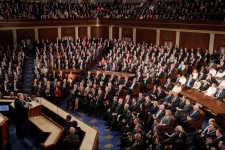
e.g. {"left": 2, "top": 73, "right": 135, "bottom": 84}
{"left": 164, "top": 82, "right": 174, "bottom": 90}
{"left": 185, "top": 78, "right": 195, "bottom": 87}
{"left": 63, "top": 134, "right": 80, "bottom": 143}
{"left": 189, "top": 110, "right": 201, "bottom": 121}
{"left": 200, "top": 83, "right": 210, "bottom": 91}
{"left": 14, "top": 98, "right": 29, "bottom": 122}
{"left": 214, "top": 89, "right": 225, "bottom": 100}
{"left": 156, "top": 109, "right": 165, "bottom": 120}
{"left": 116, "top": 89, "right": 124, "bottom": 97}
{"left": 130, "top": 82, "right": 138, "bottom": 90}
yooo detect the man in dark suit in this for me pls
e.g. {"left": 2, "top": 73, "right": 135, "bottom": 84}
{"left": 14, "top": 93, "right": 31, "bottom": 138}
{"left": 141, "top": 73, "right": 151, "bottom": 92}
{"left": 180, "top": 104, "right": 202, "bottom": 127}
{"left": 63, "top": 127, "right": 80, "bottom": 149}
{"left": 163, "top": 78, "right": 174, "bottom": 90}
{"left": 200, "top": 80, "right": 210, "bottom": 91}
{"left": 208, "top": 129, "right": 225, "bottom": 150}
{"left": 156, "top": 86, "right": 166, "bottom": 101}
{"left": 175, "top": 99, "right": 193, "bottom": 119}
{"left": 185, "top": 74, "right": 195, "bottom": 87}
{"left": 198, "top": 71, "right": 207, "bottom": 80}
{"left": 93, "top": 89, "right": 104, "bottom": 116}
{"left": 122, "top": 77, "right": 131, "bottom": 90}
{"left": 192, "top": 118, "right": 216, "bottom": 149}
{"left": 136, "top": 71, "right": 143, "bottom": 82}
{"left": 214, "top": 86, "right": 225, "bottom": 100}
{"left": 128, "top": 78, "right": 138, "bottom": 94}
{"left": 116, "top": 85, "right": 124, "bottom": 97}
{"left": 137, "top": 93, "right": 145, "bottom": 104}
{"left": 159, "top": 90, "right": 173, "bottom": 104}
{"left": 167, "top": 92, "right": 180, "bottom": 112}
{"left": 115, "top": 76, "right": 124, "bottom": 86}
{"left": 107, "top": 98, "right": 124, "bottom": 130}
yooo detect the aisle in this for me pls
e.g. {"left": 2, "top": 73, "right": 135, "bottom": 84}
{"left": 60, "top": 101, "right": 121, "bottom": 150}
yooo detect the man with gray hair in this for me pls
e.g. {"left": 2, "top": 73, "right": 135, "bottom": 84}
{"left": 63, "top": 127, "right": 80, "bottom": 144}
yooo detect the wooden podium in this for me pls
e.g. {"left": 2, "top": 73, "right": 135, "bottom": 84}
{"left": 0, "top": 114, "right": 9, "bottom": 148}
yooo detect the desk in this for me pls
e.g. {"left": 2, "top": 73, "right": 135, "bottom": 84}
{"left": 180, "top": 89, "right": 225, "bottom": 116}
{"left": 29, "top": 115, "right": 63, "bottom": 148}
{"left": 91, "top": 70, "right": 135, "bottom": 80}
{"left": 49, "top": 68, "right": 83, "bottom": 81}
{"left": 0, "top": 114, "right": 9, "bottom": 148}
{"left": 9, "top": 98, "right": 98, "bottom": 149}
{"left": 36, "top": 97, "right": 98, "bottom": 150}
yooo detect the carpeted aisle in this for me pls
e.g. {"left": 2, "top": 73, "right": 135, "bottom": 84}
{"left": 22, "top": 57, "right": 35, "bottom": 96}
{"left": 60, "top": 101, "right": 121, "bottom": 150}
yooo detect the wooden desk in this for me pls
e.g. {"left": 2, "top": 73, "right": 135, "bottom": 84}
{"left": 11, "top": 101, "right": 64, "bottom": 148}
{"left": 91, "top": 70, "right": 135, "bottom": 80}
{"left": 0, "top": 114, "right": 9, "bottom": 148}
{"left": 29, "top": 115, "right": 63, "bottom": 149}
{"left": 49, "top": 68, "right": 83, "bottom": 81}
{"left": 9, "top": 98, "right": 98, "bottom": 150}
{"left": 180, "top": 89, "right": 225, "bottom": 116}
{"left": 36, "top": 97, "right": 98, "bottom": 150}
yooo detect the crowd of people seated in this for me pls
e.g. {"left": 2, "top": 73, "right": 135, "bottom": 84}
{"left": 0, "top": 0, "right": 224, "bottom": 21}
{"left": 32, "top": 37, "right": 107, "bottom": 105}
{"left": 0, "top": 44, "right": 25, "bottom": 97}
{"left": 28, "top": 36, "right": 225, "bottom": 149}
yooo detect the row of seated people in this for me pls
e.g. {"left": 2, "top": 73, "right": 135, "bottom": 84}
{"left": 0, "top": 0, "right": 223, "bottom": 21}
{"left": 0, "top": 45, "right": 25, "bottom": 95}
{"left": 34, "top": 37, "right": 105, "bottom": 73}
{"left": 96, "top": 40, "right": 212, "bottom": 80}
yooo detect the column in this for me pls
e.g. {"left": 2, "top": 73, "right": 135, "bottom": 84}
{"left": 119, "top": 27, "right": 122, "bottom": 40}
{"left": 109, "top": 26, "right": 113, "bottom": 40}
{"left": 13, "top": 29, "right": 17, "bottom": 46}
{"left": 87, "top": 26, "right": 91, "bottom": 39}
{"left": 209, "top": 33, "right": 215, "bottom": 54}
{"left": 75, "top": 27, "right": 78, "bottom": 39}
{"left": 133, "top": 28, "right": 136, "bottom": 42}
{"left": 58, "top": 27, "right": 61, "bottom": 39}
{"left": 156, "top": 29, "right": 160, "bottom": 45}
{"left": 34, "top": 28, "right": 38, "bottom": 41}
{"left": 176, "top": 31, "right": 180, "bottom": 47}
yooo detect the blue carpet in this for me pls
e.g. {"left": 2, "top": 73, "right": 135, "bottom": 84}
{"left": 9, "top": 121, "right": 41, "bottom": 150}
{"left": 22, "top": 57, "right": 34, "bottom": 96}
{"left": 60, "top": 101, "right": 121, "bottom": 150}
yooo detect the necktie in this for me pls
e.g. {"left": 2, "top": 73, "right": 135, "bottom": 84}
{"left": 190, "top": 111, "right": 196, "bottom": 117}
{"left": 156, "top": 110, "right": 162, "bottom": 118}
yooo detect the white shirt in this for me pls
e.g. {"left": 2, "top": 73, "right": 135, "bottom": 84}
{"left": 215, "top": 72, "right": 224, "bottom": 78}
{"left": 205, "top": 87, "right": 217, "bottom": 96}
{"left": 193, "top": 81, "right": 201, "bottom": 90}
{"left": 192, "top": 72, "right": 199, "bottom": 79}
{"left": 179, "top": 77, "right": 187, "bottom": 85}
{"left": 209, "top": 69, "right": 217, "bottom": 77}
{"left": 172, "top": 85, "right": 182, "bottom": 93}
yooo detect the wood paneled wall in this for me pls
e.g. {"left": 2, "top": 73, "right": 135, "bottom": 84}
{"left": 136, "top": 29, "right": 156, "bottom": 45}
{"left": 78, "top": 27, "right": 87, "bottom": 39}
{"left": 16, "top": 29, "right": 35, "bottom": 44}
{"left": 122, "top": 27, "right": 133, "bottom": 40}
{"left": 214, "top": 34, "right": 225, "bottom": 52}
{"left": 61, "top": 27, "right": 75, "bottom": 38}
{"left": 91, "top": 26, "right": 109, "bottom": 39}
{"left": 180, "top": 32, "right": 210, "bottom": 50}
{"left": 160, "top": 30, "right": 176, "bottom": 47}
{"left": 112, "top": 27, "right": 119, "bottom": 39}
{"left": 0, "top": 30, "right": 13, "bottom": 47}
{"left": 38, "top": 28, "right": 58, "bottom": 42}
